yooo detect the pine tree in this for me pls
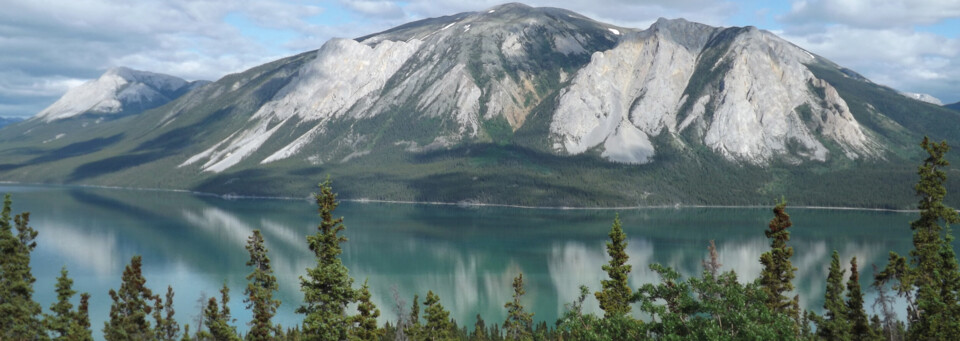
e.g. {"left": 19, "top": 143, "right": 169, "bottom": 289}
{"left": 104, "top": 255, "right": 157, "bottom": 341}
{"left": 818, "top": 250, "right": 849, "bottom": 340}
{"left": 45, "top": 266, "right": 77, "bottom": 339}
{"left": 405, "top": 294, "right": 421, "bottom": 339}
{"left": 298, "top": 178, "right": 356, "bottom": 340}
{"left": 244, "top": 229, "right": 280, "bottom": 341}
{"left": 702, "top": 240, "right": 722, "bottom": 278}
{"left": 154, "top": 286, "right": 180, "bottom": 341}
{"left": 594, "top": 215, "right": 633, "bottom": 318}
{"left": 759, "top": 199, "right": 799, "bottom": 324}
{"left": 845, "top": 257, "right": 873, "bottom": 340}
{"left": 0, "top": 194, "right": 44, "bottom": 339}
{"left": 471, "top": 314, "right": 488, "bottom": 341}
{"left": 203, "top": 284, "right": 240, "bottom": 341}
{"left": 503, "top": 273, "right": 533, "bottom": 341}
{"left": 876, "top": 137, "right": 960, "bottom": 339}
{"left": 44, "top": 266, "right": 92, "bottom": 340}
{"left": 71, "top": 293, "right": 93, "bottom": 341}
{"left": 181, "top": 324, "right": 194, "bottom": 341}
{"left": 349, "top": 279, "right": 383, "bottom": 341}
{"left": 422, "top": 291, "right": 453, "bottom": 341}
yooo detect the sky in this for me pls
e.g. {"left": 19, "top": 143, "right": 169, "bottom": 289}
{"left": 2, "top": 0, "right": 959, "bottom": 118}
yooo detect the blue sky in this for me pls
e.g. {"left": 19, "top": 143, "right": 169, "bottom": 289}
{"left": 2, "top": 0, "right": 959, "bottom": 118}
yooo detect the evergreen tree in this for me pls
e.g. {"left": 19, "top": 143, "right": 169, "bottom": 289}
{"left": 349, "top": 279, "right": 383, "bottom": 341}
{"left": 702, "top": 240, "right": 722, "bottom": 278}
{"left": 471, "top": 314, "right": 488, "bottom": 341}
{"left": 594, "top": 215, "right": 633, "bottom": 318}
{"left": 298, "top": 178, "right": 356, "bottom": 340}
{"left": 45, "top": 266, "right": 77, "bottom": 339}
{"left": 72, "top": 293, "right": 92, "bottom": 341}
{"left": 818, "top": 250, "right": 850, "bottom": 340}
{"left": 203, "top": 284, "right": 239, "bottom": 341}
{"left": 876, "top": 137, "right": 960, "bottom": 339}
{"left": 845, "top": 257, "right": 873, "bottom": 340}
{"left": 154, "top": 286, "right": 180, "bottom": 341}
{"left": 44, "top": 266, "right": 92, "bottom": 340}
{"left": 244, "top": 229, "right": 280, "bottom": 341}
{"left": 405, "top": 294, "right": 421, "bottom": 339}
{"left": 503, "top": 273, "right": 533, "bottom": 341}
{"left": 181, "top": 324, "right": 194, "bottom": 341}
{"left": 422, "top": 291, "right": 453, "bottom": 340}
{"left": 104, "top": 255, "right": 157, "bottom": 341}
{"left": 0, "top": 194, "right": 44, "bottom": 339}
{"left": 759, "top": 199, "right": 799, "bottom": 324}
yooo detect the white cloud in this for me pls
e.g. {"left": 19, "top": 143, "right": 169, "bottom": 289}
{"left": 777, "top": 1, "right": 960, "bottom": 104}
{"left": 0, "top": 0, "right": 329, "bottom": 117}
{"left": 783, "top": 0, "right": 960, "bottom": 28}
{"left": 4, "top": 0, "right": 959, "bottom": 118}
{"left": 341, "top": 0, "right": 405, "bottom": 19}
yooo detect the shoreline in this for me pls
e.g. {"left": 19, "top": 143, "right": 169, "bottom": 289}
{"left": 0, "top": 181, "right": 920, "bottom": 213}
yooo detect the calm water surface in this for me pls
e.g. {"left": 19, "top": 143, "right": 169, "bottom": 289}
{"left": 5, "top": 184, "right": 919, "bottom": 339}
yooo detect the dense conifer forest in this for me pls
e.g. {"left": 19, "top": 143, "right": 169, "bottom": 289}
{"left": 3, "top": 137, "right": 960, "bottom": 340}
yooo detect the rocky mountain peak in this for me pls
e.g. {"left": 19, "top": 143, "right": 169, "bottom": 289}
{"left": 35, "top": 67, "right": 205, "bottom": 122}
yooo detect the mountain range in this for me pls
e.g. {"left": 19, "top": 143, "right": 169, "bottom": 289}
{"left": 947, "top": 102, "right": 960, "bottom": 111}
{"left": 1, "top": 3, "right": 959, "bottom": 208}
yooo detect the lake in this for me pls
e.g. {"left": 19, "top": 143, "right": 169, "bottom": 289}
{"left": 6, "top": 184, "right": 919, "bottom": 339}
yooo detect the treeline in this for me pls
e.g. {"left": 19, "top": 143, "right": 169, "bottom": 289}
{"left": 2, "top": 137, "right": 960, "bottom": 340}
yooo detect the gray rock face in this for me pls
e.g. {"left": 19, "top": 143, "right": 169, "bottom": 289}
{"left": 36, "top": 67, "right": 207, "bottom": 122}
{"left": 32, "top": 4, "right": 888, "bottom": 176}
{"left": 551, "top": 22, "right": 878, "bottom": 164}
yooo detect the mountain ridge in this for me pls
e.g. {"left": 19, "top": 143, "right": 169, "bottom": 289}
{"left": 1, "top": 3, "right": 959, "bottom": 208}
{"left": 34, "top": 67, "right": 209, "bottom": 122}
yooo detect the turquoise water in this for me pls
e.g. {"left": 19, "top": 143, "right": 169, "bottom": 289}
{"left": 5, "top": 184, "right": 919, "bottom": 339}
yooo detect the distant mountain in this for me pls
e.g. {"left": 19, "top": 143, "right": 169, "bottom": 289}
{"left": 947, "top": 101, "right": 960, "bottom": 111}
{"left": 899, "top": 91, "right": 943, "bottom": 105}
{"left": 0, "top": 117, "right": 23, "bottom": 129}
{"left": 35, "top": 67, "right": 209, "bottom": 122}
{"left": 1, "top": 3, "right": 959, "bottom": 208}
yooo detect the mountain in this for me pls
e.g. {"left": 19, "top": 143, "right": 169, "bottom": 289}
{"left": 947, "top": 101, "right": 960, "bottom": 111}
{"left": 0, "top": 117, "right": 23, "bottom": 129}
{"left": 1, "top": 3, "right": 959, "bottom": 208}
{"left": 34, "top": 67, "right": 209, "bottom": 122}
{"left": 899, "top": 91, "right": 943, "bottom": 105}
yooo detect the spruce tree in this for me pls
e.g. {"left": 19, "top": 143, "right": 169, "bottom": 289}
{"left": 104, "top": 255, "right": 157, "bottom": 341}
{"left": 72, "top": 293, "right": 93, "bottom": 341}
{"left": 422, "top": 291, "right": 453, "bottom": 341}
{"left": 298, "top": 178, "right": 356, "bottom": 340}
{"left": 818, "top": 250, "right": 849, "bottom": 340}
{"left": 759, "top": 199, "right": 799, "bottom": 323}
{"left": 349, "top": 279, "right": 383, "bottom": 341}
{"left": 244, "top": 229, "right": 280, "bottom": 341}
{"left": 405, "top": 294, "right": 421, "bottom": 339}
{"left": 203, "top": 284, "right": 239, "bottom": 341}
{"left": 471, "top": 314, "right": 487, "bottom": 341}
{"left": 503, "top": 273, "right": 533, "bottom": 341}
{"left": 595, "top": 215, "right": 633, "bottom": 318}
{"left": 0, "top": 194, "right": 44, "bottom": 339}
{"left": 845, "top": 257, "right": 873, "bottom": 340}
{"left": 154, "top": 286, "right": 180, "bottom": 341}
{"left": 46, "top": 266, "right": 77, "bottom": 339}
{"left": 876, "top": 137, "right": 960, "bottom": 339}
{"left": 45, "top": 266, "right": 92, "bottom": 340}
